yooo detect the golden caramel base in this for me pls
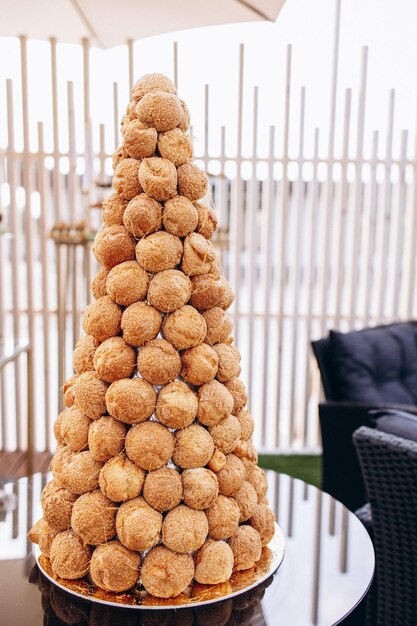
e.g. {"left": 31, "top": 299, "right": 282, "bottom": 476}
{"left": 36, "top": 522, "right": 284, "bottom": 609}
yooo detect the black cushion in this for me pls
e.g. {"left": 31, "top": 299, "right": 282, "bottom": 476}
{"left": 373, "top": 409, "right": 417, "bottom": 444}
{"left": 329, "top": 322, "right": 417, "bottom": 404}
{"left": 311, "top": 337, "right": 338, "bottom": 400}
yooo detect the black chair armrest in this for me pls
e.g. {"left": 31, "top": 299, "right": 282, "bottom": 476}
{"left": 355, "top": 502, "right": 374, "bottom": 539}
{"left": 321, "top": 400, "right": 417, "bottom": 414}
{"left": 319, "top": 401, "right": 417, "bottom": 511}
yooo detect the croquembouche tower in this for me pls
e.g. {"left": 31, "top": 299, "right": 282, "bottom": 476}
{"left": 29, "top": 73, "right": 276, "bottom": 599}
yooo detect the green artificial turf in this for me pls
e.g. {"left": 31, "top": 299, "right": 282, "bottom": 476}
{"left": 258, "top": 454, "right": 322, "bottom": 489}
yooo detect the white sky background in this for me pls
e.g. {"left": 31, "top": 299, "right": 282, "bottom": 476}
{"left": 0, "top": 0, "right": 416, "bottom": 167}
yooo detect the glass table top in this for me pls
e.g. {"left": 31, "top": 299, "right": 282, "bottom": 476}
{"left": 0, "top": 471, "right": 374, "bottom": 626}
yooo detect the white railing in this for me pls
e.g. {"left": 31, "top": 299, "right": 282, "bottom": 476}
{"left": 0, "top": 0, "right": 416, "bottom": 454}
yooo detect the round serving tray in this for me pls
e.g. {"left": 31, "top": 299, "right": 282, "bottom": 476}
{"left": 35, "top": 522, "right": 285, "bottom": 610}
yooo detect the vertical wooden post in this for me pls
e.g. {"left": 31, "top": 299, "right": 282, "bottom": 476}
{"left": 6, "top": 79, "right": 22, "bottom": 450}
{"left": 275, "top": 43, "right": 292, "bottom": 447}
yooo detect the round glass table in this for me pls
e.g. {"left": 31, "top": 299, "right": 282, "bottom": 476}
{"left": 0, "top": 471, "right": 374, "bottom": 626}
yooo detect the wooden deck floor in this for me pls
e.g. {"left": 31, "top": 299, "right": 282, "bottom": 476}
{"left": 0, "top": 450, "right": 52, "bottom": 479}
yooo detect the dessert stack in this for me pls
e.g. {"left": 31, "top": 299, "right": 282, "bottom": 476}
{"left": 29, "top": 73, "right": 276, "bottom": 599}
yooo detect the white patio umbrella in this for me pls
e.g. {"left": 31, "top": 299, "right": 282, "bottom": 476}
{"left": 0, "top": 0, "right": 287, "bottom": 47}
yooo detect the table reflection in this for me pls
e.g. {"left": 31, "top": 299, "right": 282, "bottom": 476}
{"left": 30, "top": 564, "right": 273, "bottom": 626}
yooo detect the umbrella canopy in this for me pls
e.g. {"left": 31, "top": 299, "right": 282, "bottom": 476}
{"left": 0, "top": 0, "right": 287, "bottom": 48}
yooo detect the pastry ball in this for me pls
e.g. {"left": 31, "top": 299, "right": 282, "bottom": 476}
{"left": 177, "top": 163, "right": 208, "bottom": 201}
{"left": 123, "top": 119, "right": 157, "bottom": 159}
{"left": 202, "top": 308, "right": 233, "bottom": 346}
{"left": 249, "top": 503, "right": 275, "bottom": 546}
{"left": 99, "top": 454, "right": 145, "bottom": 502}
{"left": 147, "top": 269, "right": 191, "bottom": 312}
{"left": 143, "top": 467, "right": 183, "bottom": 512}
{"left": 156, "top": 381, "right": 197, "bottom": 429}
{"left": 228, "top": 525, "right": 262, "bottom": 571}
{"left": 158, "top": 128, "right": 192, "bottom": 167}
{"left": 141, "top": 546, "right": 194, "bottom": 598}
{"left": 125, "top": 421, "right": 174, "bottom": 471}
{"left": 233, "top": 481, "right": 258, "bottom": 522}
{"left": 224, "top": 377, "right": 247, "bottom": 415}
{"left": 136, "top": 91, "right": 183, "bottom": 132}
{"left": 216, "top": 454, "right": 246, "bottom": 496}
{"left": 131, "top": 73, "right": 176, "bottom": 103}
{"left": 122, "top": 302, "right": 161, "bottom": 347}
{"left": 243, "top": 446, "right": 256, "bottom": 468}
{"left": 137, "top": 338, "right": 181, "bottom": 385}
{"left": 233, "top": 439, "right": 249, "bottom": 459}
{"left": 189, "top": 272, "right": 225, "bottom": 310}
{"left": 197, "top": 380, "right": 234, "bottom": 427}
{"left": 208, "top": 448, "right": 227, "bottom": 472}
{"left": 181, "top": 233, "right": 217, "bottom": 276}
{"left": 73, "top": 371, "right": 108, "bottom": 420}
{"left": 41, "top": 480, "right": 77, "bottom": 533}
{"left": 60, "top": 406, "right": 90, "bottom": 452}
{"left": 91, "top": 268, "right": 109, "bottom": 301}
{"left": 61, "top": 375, "right": 78, "bottom": 408}
{"left": 73, "top": 335, "right": 98, "bottom": 375}
{"left": 28, "top": 518, "right": 56, "bottom": 557}
{"left": 102, "top": 192, "right": 127, "bottom": 226}
{"left": 126, "top": 97, "right": 138, "bottom": 122}
{"left": 182, "top": 468, "right": 218, "bottom": 510}
{"left": 113, "top": 158, "right": 142, "bottom": 201}
{"left": 123, "top": 193, "right": 162, "bottom": 238}
{"left": 136, "top": 231, "right": 183, "bottom": 273}
{"left": 116, "top": 497, "right": 162, "bottom": 551}
{"left": 194, "top": 540, "right": 234, "bottom": 585}
{"left": 71, "top": 490, "right": 116, "bottom": 545}
{"left": 126, "top": 100, "right": 139, "bottom": 121}
{"left": 90, "top": 541, "right": 140, "bottom": 592}
{"left": 236, "top": 408, "right": 254, "bottom": 441}
{"left": 106, "top": 378, "right": 156, "bottom": 424}
{"left": 178, "top": 99, "right": 191, "bottom": 131}
{"left": 52, "top": 448, "right": 103, "bottom": 494}
{"left": 206, "top": 495, "right": 240, "bottom": 540}
{"left": 214, "top": 343, "right": 241, "bottom": 382}
{"left": 49, "top": 530, "right": 91, "bottom": 579}
{"left": 246, "top": 465, "right": 268, "bottom": 501}
{"left": 92, "top": 267, "right": 109, "bottom": 299}
{"left": 162, "top": 305, "right": 207, "bottom": 350}
{"left": 138, "top": 157, "right": 177, "bottom": 201}
{"left": 112, "top": 144, "right": 128, "bottom": 170}
{"left": 120, "top": 113, "right": 131, "bottom": 135}
{"left": 93, "top": 336, "right": 136, "bottom": 383}
{"left": 195, "top": 203, "right": 218, "bottom": 239}
{"left": 217, "top": 277, "right": 234, "bottom": 310}
{"left": 93, "top": 225, "right": 135, "bottom": 270}
{"left": 106, "top": 261, "right": 149, "bottom": 306}
{"left": 88, "top": 415, "right": 127, "bottom": 462}
{"left": 209, "top": 415, "right": 242, "bottom": 454}
{"left": 83, "top": 296, "right": 122, "bottom": 342}
{"left": 245, "top": 441, "right": 259, "bottom": 464}
{"left": 236, "top": 443, "right": 256, "bottom": 466}
{"left": 162, "top": 504, "right": 208, "bottom": 553}
{"left": 181, "top": 344, "right": 218, "bottom": 386}
{"left": 162, "top": 195, "right": 198, "bottom": 236}
{"left": 172, "top": 423, "right": 214, "bottom": 469}
{"left": 49, "top": 444, "right": 66, "bottom": 476}
{"left": 54, "top": 410, "right": 65, "bottom": 445}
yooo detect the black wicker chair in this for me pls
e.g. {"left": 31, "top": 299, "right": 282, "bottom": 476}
{"left": 312, "top": 322, "right": 417, "bottom": 512}
{"left": 353, "top": 426, "right": 417, "bottom": 626}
